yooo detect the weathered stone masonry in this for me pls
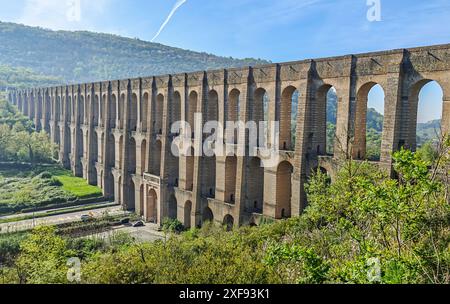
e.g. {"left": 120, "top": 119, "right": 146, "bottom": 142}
{"left": 8, "top": 44, "right": 450, "bottom": 228}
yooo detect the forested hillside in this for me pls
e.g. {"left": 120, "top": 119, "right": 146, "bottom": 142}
{"left": 0, "top": 21, "right": 268, "bottom": 87}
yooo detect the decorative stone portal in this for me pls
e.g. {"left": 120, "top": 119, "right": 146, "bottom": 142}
{"left": 143, "top": 173, "right": 161, "bottom": 224}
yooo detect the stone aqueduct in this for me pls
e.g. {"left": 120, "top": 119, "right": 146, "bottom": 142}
{"left": 7, "top": 44, "right": 450, "bottom": 228}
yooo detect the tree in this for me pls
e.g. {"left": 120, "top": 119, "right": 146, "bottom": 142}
{"left": 15, "top": 226, "right": 71, "bottom": 284}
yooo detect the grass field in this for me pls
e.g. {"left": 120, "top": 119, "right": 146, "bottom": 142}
{"left": 0, "top": 164, "right": 103, "bottom": 215}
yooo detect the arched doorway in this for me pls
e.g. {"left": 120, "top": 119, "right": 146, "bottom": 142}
{"left": 168, "top": 194, "right": 177, "bottom": 219}
{"left": 184, "top": 201, "right": 192, "bottom": 228}
{"left": 223, "top": 215, "right": 234, "bottom": 231}
{"left": 247, "top": 157, "right": 264, "bottom": 213}
{"left": 146, "top": 189, "right": 158, "bottom": 223}
{"left": 225, "top": 156, "right": 237, "bottom": 204}
{"left": 202, "top": 207, "right": 214, "bottom": 223}
{"left": 276, "top": 161, "right": 293, "bottom": 219}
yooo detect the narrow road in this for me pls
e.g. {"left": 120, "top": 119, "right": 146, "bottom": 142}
{"left": 0, "top": 205, "right": 127, "bottom": 234}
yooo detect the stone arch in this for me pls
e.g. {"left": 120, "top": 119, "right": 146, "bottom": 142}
{"left": 225, "top": 156, "right": 237, "bottom": 204}
{"left": 141, "top": 92, "right": 149, "bottom": 132}
{"left": 354, "top": 82, "right": 385, "bottom": 160}
{"left": 107, "top": 133, "right": 115, "bottom": 168}
{"left": 228, "top": 89, "right": 240, "bottom": 122}
{"left": 66, "top": 96, "right": 72, "bottom": 123}
{"left": 92, "top": 131, "right": 98, "bottom": 163}
{"left": 78, "top": 95, "right": 85, "bottom": 124}
{"left": 93, "top": 95, "right": 100, "bottom": 127}
{"left": 139, "top": 184, "right": 145, "bottom": 216}
{"left": 315, "top": 85, "right": 337, "bottom": 156}
{"left": 168, "top": 194, "right": 177, "bottom": 219}
{"left": 167, "top": 137, "right": 180, "bottom": 187}
{"left": 184, "top": 201, "right": 192, "bottom": 228}
{"left": 119, "top": 93, "right": 126, "bottom": 129}
{"left": 172, "top": 91, "right": 182, "bottom": 127}
{"left": 247, "top": 157, "right": 264, "bottom": 213}
{"left": 140, "top": 139, "right": 147, "bottom": 175}
{"left": 254, "top": 88, "right": 269, "bottom": 147}
{"left": 187, "top": 91, "right": 198, "bottom": 135}
{"left": 146, "top": 189, "right": 158, "bottom": 223}
{"left": 101, "top": 94, "right": 106, "bottom": 126}
{"left": 128, "top": 179, "right": 135, "bottom": 212}
{"left": 150, "top": 140, "right": 162, "bottom": 176}
{"left": 227, "top": 89, "right": 240, "bottom": 144}
{"left": 276, "top": 161, "right": 293, "bottom": 219}
{"left": 202, "top": 155, "right": 216, "bottom": 198}
{"left": 130, "top": 93, "right": 138, "bottom": 131}
{"left": 56, "top": 96, "right": 62, "bottom": 122}
{"left": 129, "top": 137, "right": 136, "bottom": 175}
{"left": 45, "top": 95, "right": 51, "bottom": 120}
{"left": 91, "top": 165, "right": 98, "bottom": 186}
{"left": 408, "top": 79, "right": 444, "bottom": 151}
{"left": 223, "top": 215, "right": 234, "bottom": 231}
{"left": 119, "top": 135, "right": 124, "bottom": 169}
{"left": 118, "top": 176, "right": 123, "bottom": 204}
{"left": 110, "top": 94, "right": 117, "bottom": 128}
{"left": 280, "top": 86, "right": 299, "bottom": 151}
{"left": 76, "top": 126, "right": 84, "bottom": 172}
{"left": 185, "top": 147, "right": 195, "bottom": 191}
{"left": 154, "top": 94, "right": 164, "bottom": 135}
{"left": 202, "top": 207, "right": 214, "bottom": 223}
{"left": 207, "top": 90, "right": 219, "bottom": 123}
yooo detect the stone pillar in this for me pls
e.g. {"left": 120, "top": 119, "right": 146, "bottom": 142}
{"left": 102, "top": 82, "right": 115, "bottom": 199}
{"left": 120, "top": 80, "right": 134, "bottom": 210}
{"left": 380, "top": 75, "right": 404, "bottom": 172}
{"left": 291, "top": 67, "right": 313, "bottom": 215}
{"left": 442, "top": 90, "right": 450, "bottom": 137}
{"left": 59, "top": 87, "right": 70, "bottom": 168}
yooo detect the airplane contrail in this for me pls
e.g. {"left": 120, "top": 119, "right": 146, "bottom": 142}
{"left": 151, "top": 0, "right": 187, "bottom": 42}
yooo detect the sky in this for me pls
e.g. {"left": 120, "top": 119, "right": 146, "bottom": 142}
{"left": 0, "top": 0, "right": 447, "bottom": 122}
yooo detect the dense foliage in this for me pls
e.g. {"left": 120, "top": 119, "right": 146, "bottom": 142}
{"left": 0, "top": 21, "right": 268, "bottom": 88}
{"left": 1, "top": 143, "right": 448, "bottom": 284}
{"left": 0, "top": 65, "right": 62, "bottom": 89}
{"left": 0, "top": 96, "right": 102, "bottom": 214}
{"left": 0, "top": 98, "right": 55, "bottom": 164}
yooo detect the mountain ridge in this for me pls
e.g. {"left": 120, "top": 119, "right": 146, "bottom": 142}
{"left": 0, "top": 21, "right": 269, "bottom": 88}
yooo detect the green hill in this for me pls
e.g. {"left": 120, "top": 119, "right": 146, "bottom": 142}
{"left": 0, "top": 21, "right": 269, "bottom": 87}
